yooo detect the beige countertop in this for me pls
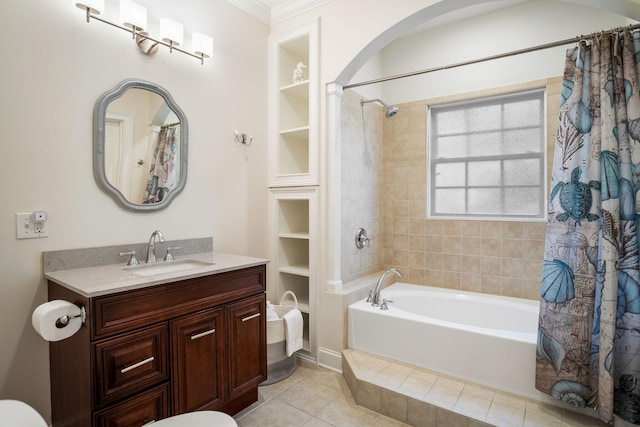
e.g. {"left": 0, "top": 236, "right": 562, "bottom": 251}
{"left": 45, "top": 252, "right": 269, "bottom": 298}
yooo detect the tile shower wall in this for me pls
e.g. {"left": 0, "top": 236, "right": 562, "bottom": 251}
{"left": 341, "top": 89, "right": 385, "bottom": 283}
{"left": 382, "top": 78, "right": 562, "bottom": 300}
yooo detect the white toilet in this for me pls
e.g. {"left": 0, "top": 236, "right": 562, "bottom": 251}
{"left": 0, "top": 399, "right": 237, "bottom": 427}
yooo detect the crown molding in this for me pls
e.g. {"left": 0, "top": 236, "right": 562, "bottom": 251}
{"left": 270, "top": 0, "right": 332, "bottom": 24}
{"left": 226, "top": 0, "right": 271, "bottom": 24}
{"left": 227, "top": 0, "right": 331, "bottom": 25}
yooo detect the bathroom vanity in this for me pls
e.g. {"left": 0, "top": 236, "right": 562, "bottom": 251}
{"left": 43, "top": 250, "right": 267, "bottom": 427}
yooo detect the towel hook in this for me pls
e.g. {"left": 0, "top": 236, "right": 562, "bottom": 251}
{"left": 234, "top": 130, "right": 253, "bottom": 147}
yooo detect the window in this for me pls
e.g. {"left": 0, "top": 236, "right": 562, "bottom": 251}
{"left": 428, "top": 89, "right": 546, "bottom": 220}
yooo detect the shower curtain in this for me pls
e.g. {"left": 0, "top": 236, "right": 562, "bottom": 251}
{"left": 143, "top": 125, "right": 176, "bottom": 204}
{"left": 536, "top": 30, "right": 640, "bottom": 425}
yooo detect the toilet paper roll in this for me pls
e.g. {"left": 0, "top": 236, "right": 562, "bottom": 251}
{"left": 32, "top": 300, "right": 83, "bottom": 342}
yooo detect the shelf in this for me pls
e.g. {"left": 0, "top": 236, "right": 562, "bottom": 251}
{"left": 280, "top": 126, "right": 309, "bottom": 137}
{"left": 279, "top": 232, "right": 309, "bottom": 240}
{"left": 279, "top": 265, "right": 309, "bottom": 277}
{"left": 280, "top": 80, "right": 309, "bottom": 99}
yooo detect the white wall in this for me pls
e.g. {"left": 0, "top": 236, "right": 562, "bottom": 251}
{"left": 0, "top": 0, "right": 268, "bottom": 422}
{"left": 380, "top": 0, "right": 636, "bottom": 103}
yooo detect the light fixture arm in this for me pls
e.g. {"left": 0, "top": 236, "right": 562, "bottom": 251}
{"left": 78, "top": 7, "right": 210, "bottom": 65}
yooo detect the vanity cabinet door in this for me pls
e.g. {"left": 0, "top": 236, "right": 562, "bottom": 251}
{"left": 170, "top": 307, "right": 226, "bottom": 414}
{"left": 226, "top": 294, "right": 266, "bottom": 401}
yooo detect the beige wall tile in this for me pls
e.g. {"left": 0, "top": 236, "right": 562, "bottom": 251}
{"left": 502, "top": 258, "right": 524, "bottom": 278}
{"left": 481, "top": 238, "right": 501, "bottom": 256}
{"left": 409, "top": 234, "right": 426, "bottom": 252}
{"left": 426, "top": 235, "right": 443, "bottom": 252}
{"left": 461, "top": 236, "right": 482, "bottom": 256}
{"left": 442, "top": 254, "right": 461, "bottom": 272}
{"left": 442, "top": 236, "right": 462, "bottom": 254}
{"left": 503, "top": 222, "right": 523, "bottom": 239}
{"left": 502, "top": 239, "right": 524, "bottom": 259}
{"left": 482, "top": 256, "right": 501, "bottom": 276}
{"left": 460, "top": 255, "right": 481, "bottom": 274}
{"left": 425, "top": 220, "right": 443, "bottom": 235}
{"left": 442, "top": 221, "right": 462, "bottom": 236}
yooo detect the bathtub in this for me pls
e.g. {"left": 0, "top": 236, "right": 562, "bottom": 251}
{"left": 347, "top": 282, "right": 541, "bottom": 400}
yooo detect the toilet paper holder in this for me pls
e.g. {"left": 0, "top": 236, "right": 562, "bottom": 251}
{"left": 55, "top": 307, "right": 86, "bottom": 329}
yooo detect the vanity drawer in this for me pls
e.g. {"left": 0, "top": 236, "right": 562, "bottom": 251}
{"left": 92, "top": 265, "right": 266, "bottom": 338}
{"left": 94, "top": 383, "right": 169, "bottom": 427}
{"left": 94, "top": 323, "right": 168, "bottom": 408}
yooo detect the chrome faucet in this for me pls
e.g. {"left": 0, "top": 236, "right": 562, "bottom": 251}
{"left": 146, "top": 230, "right": 165, "bottom": 263}
{"left": 371, "top": 268, "right": 402, "bottom": 307}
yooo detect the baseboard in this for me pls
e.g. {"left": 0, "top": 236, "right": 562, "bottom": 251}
{"left": 317, "top": 347, "right": 342, "bottom": 372}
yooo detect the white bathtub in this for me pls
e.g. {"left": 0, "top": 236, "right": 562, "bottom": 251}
{"left": 347, "top": 282, "right": 541, "bottom": 400}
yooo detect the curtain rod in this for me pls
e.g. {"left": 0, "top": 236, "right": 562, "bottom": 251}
{"left": 343, "top": 23, "right": 640, "bottom": 90}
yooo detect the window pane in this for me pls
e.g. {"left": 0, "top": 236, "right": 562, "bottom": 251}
{"left": 504, "top": 99, "right": 541, "bottom": 128}
{"left": 436, "top": 110, "right": 465, "bottom": 135}
{"left": 504, "top": 187, "right": 541, "bottom": 215}
{"left": 468, "top": 161, "right": 501, "bottom": 186}
{"left": 503, "top": 128, "right": 543, "bottom": 154}
{"left": 468, "top": 131, "right": 503, "bottom": 157}
{"left": 468, "top": 188, "right": 502, "bottom": 214}
{"left": 468, "top": 104, "right": 501, "bottom": 131}
{"left": 434, "top": 162, "right": 465, "bottom": 187}
{"left": 505, "top": 159, "right": 540, "bottom": 186}
{"left": 434, "top": 189, "right": 466, "bottom": 214}
{"left": 435, "top": 135, "right": 467, "bottom": 159}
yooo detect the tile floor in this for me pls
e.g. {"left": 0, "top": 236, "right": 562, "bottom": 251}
{"left": 233, "top": 360, "right": 408, "bottom": 427}
{"left": 233, "top": 351, "right": 611, "bottom": 426}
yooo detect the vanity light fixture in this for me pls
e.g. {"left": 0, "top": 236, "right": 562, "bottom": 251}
{"left": 73, "top": 0, "right": 213, "bottom": 64}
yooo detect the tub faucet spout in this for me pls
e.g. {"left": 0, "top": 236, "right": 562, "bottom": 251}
{"left": 372, "top": 268, "right": 402, "bottom": 307}
{"left": 146, "top": 230, "right": 165, "bottom": 263}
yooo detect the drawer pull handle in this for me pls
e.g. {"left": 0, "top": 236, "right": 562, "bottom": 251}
{"left": 121, "top": 356, "right": 154, "bottom": 374}
{"left": 242, "top": 312, "right": 260, "bottom": 322}
{"left": 190, "top": 329, "right": 216, "bottom": 340}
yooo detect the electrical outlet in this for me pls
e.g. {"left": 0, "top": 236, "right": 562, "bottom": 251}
{"left": 16, "top": 212, "right": 49, "bottom": 239}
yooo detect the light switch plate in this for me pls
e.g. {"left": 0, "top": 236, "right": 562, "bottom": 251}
{"left": 16, "top": 212, "right": 49, "bottom": 239}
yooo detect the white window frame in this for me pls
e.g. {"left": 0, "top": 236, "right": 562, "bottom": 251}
{"left": 427, "top": 88, "right": 547, "bottom": 221}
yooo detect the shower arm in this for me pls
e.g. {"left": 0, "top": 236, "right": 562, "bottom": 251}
{"left": 360, "top": 98, "right": 391, "bottom": 109}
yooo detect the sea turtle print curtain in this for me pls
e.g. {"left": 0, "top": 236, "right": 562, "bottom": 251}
{"left": 143, "top": 125, "right": 177, "bottom": 204}
{"left": 536, "top": 30, "right": 640, "bottom": 425}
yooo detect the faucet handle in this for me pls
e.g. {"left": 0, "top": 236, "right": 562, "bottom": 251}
{"left": 119, "top": 250, "right": 140, "bottom": 266}
{"left": 366, "top": 289, "right": 373, "bottom": 303}
{"left": 381, "top": 298, "right": 392, "bottom": 310}
{"left": 164, "top": 246, "right": 181, "bottom": 261}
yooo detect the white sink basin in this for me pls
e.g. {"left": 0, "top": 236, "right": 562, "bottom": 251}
{"left": 125, "top": 259, "right": 214, "bottom": 276}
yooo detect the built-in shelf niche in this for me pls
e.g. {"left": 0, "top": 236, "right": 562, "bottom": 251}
{"left": 268, "top": 19, "right": 318, "bottom": 187}
{"left": 269, "top": 19, "right": 318, "bottom": 361}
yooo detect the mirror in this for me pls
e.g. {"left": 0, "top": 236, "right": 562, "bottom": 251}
{"left": 93, "top": 79, "right": 188, "bottom": 212}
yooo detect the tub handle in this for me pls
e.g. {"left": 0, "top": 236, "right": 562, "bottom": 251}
{"left": 366, "top": 290, "right": 373, "bottom": 303}
{"left": 381, "top": 298, "right": 393, "bottom": 310}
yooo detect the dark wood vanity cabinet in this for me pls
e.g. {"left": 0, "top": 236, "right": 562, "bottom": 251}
{"left": 48, "top": 264, "right": 267, "bottom": 427}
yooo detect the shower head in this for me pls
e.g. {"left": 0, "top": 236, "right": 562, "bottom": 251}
{"left": 360, "top": 98, "right": 399, "bottom": 119}
{"left": 385, "top": 105, "right": 399, "bottom": 118}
